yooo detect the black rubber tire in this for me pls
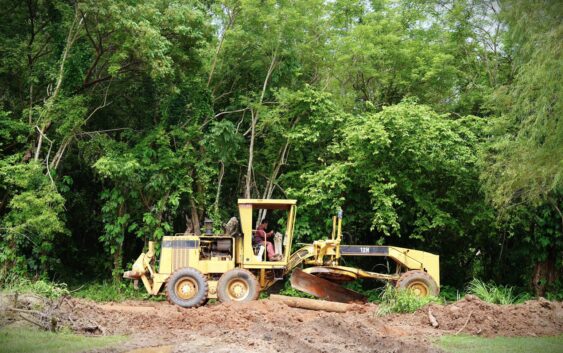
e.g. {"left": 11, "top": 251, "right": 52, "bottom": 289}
{"left": 396, "top": 270, "right": 439, "bottom": 297}
{"left": 217, "top": 268, "right": 260, "bottom": 303}
{"left": 166, "top": 267, "right": 208, "bottom": 308}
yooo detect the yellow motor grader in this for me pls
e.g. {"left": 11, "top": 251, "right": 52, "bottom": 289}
{"left": 124, "top": 199, "right": 440, "bottom": 308}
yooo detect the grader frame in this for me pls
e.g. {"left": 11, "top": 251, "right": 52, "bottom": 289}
{"left": 124, "top": 199, "right": 440, "bottom": 307}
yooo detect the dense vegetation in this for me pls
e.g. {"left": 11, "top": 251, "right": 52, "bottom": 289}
{"left": 0, "top": 0, "right": 560, "bottom": 297}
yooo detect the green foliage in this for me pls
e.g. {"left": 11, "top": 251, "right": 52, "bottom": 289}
{"left": 277, "top": 279, "right": 316, "bottom": 299}
{"left": 72, "top": 281, "right": 162, "bottom": 302}
{"left": 328, "top": 2, "right": 459, "bottom": 111}
{"left": 1, "top": 275, "right": 69, "bottom": 299}
{"left": 467, "top": 279, "right": 521, "bottom": 305}
{"left": 377, "top": 284, "right": 443, "bottom": 315}
{"left": 440, "top": 285, "right": 464, "bottom": 302}
{"left": 341, "top": 280, "right": 383, "bottom": 303}
{"left": 0, "top": 159, "right": 66, "bottom": 276}
{"left": 289, "top": 101, "right": 491, "bottom": 289}
{"left": 483, "top": 1, "right": 562, "bottom": 208}
{"left": 0, "top": 0, "right": 560, "bottom": 297}
{"left": 546, "top": 291, "right": 563, "bottom": 302}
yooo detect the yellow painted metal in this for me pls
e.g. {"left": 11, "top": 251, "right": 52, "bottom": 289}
{"left": 235, "top": 237, "right": 244, "bottom": 265}
{"left": 387, "top": 246, "right": 440, "bottom": 287}
{"left": 300, "top": 241, "right": 439, "bottom": 287}
{"left": 238, "top": 199, "right": 297, "bottom": 208}
{"left": 226, "top": 278, "right": 250, "bottom": 301}
{"left": 331, "top": 216, "right": 336, "bottom": 240}
{"left": 126, "top": 198, "right": 440, "bottom": 301}
{"left": 240, "top": 200, "right": 296, "bottom": 268}
{"left": 286, "top": 245, "right": 315, "bottom": 273}
{"left": 208, "top": 280, "right": 218, "bottom": 299}
{"left": 239, "top": 202, "right": 253, "bottom": 264}
{"left": 406, "top": 280, "right": 429, "bottom": 296}
{"left": 151, "top": 273, "right": 168, "bottom": 295}
{"left": 303, "top": 265, "right": 400, "bottom": 282}
{"left": 284, "top": 204, "right": 296, "bottom": 264}
{"left": 158, "top": 235, "right": 235, "bottom": 275}
{"left": 175, "top": 277, "right": 198, "bottom": 300}
{"left": 140, "top": 274, "right": 152, "bottom": 294}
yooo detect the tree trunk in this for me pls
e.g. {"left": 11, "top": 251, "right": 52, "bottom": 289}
{"left": 190, "top": 197, "right": 201, "bottom": 235}
{"left": 257, "top": 139, "right": 290, "bottom": 224}
{"left": 113, "top": 202, "right": 126, "bottom": 284}
{"left": 269, "top": 294, "right": 353, "bottom": 313}
{"left": 213, "top": 161, "right": 225, "bottom": 217}
{"left": 207, "top": 8, "right": 236, "bottom": 88}
{"left": 33, "top": 7, "right": 81, "bottom": 162}
{"left": 532, "top": 246, "right": 557, "bottom": 297}
{"left": 245, "top": 109, "right": 256, "bottom": 199}
{"left": 113, "top": 245, "right": 122, "bottom": 285}
{"left": 244, "top": 53, "right": 277, "bottom": 199}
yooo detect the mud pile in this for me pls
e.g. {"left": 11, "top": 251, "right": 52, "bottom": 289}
{"left": 395, "top": 295, "right": 563, "bottom": 337}
{"left": 53, "top": 299, "right": 439, "bottom": 353}
{"left": 3, "top": 294, "right": 562, "bottom": 353}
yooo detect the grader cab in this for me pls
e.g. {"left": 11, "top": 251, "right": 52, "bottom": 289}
{"left": 124, "top": 199, "right": 440, "bottom": 308}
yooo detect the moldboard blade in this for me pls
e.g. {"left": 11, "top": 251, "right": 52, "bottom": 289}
{"left": 290, "top": 268, "right": 367, "bottom": 303}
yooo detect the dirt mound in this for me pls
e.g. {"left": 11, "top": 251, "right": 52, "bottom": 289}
{"left": 386, "top": 295, "right": 563, "bottom": 337}
{"left": 51, "top": 298, "right": 440, "bottom": 353}
{"left": 3, "top": 294, "right": 562, "bottom": 353}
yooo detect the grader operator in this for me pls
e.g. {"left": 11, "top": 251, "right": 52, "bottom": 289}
{"left": 124, "top": 199, "right": 440, "bottom": 308}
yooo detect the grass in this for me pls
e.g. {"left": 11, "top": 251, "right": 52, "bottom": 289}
{"left": 277, "top": 279, "right": 316, "bottom": 299}
{"left": 72, "top": 281, "right": 164, "bottom": 302}
{"left": 436, "top": 334, "right": 563, "bottom": 353}
{"left": 377, "top": 284, "right": 443, "bottom": 315}
{"left": 0, "top": 326, "right": 124, "bottom": 353}
{"left": 1, "top": 276, "right": 69, "bottom": 299}
{"left": 466, "top": 279, "right": 525, "bottom": 305}
{"left": 1, "top": 274, "right": 159, "bottom": 303}
{"left": 440, "top": 285, "right": 464, "bottom": 302}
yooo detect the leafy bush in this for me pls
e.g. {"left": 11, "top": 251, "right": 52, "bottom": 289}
{"left": 341, "top": 280, "right": 383, "bottom": 302}
{"left": 1, "top": 275, "right": 69, "bottom": 299}
{"left": 377, "top": 284, "right": 443, "bottom": 315}
{"left": 546, "top": 291, "right": 563, "bottom": 301}
{"left": 278, "top": 279, "right": 316, "bottom": 299}
{"left": 467, "top": 279, "right": 522, "bottom": 304}
{"left": 72, "top": 281, "right": 161, "bottom": 302}
{"left": 440, "top": 285, "right": 464, "bottom": 302}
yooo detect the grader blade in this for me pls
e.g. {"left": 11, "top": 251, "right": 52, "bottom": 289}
{"left": 290, "top": 268, "right": 367, "bottom": 303}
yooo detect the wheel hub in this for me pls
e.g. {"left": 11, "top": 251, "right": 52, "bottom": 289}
{"left": 227, "top": 279, "right": 249, "bottom": 300}
{"left": 176, "top": 278, "right": 198, "bottom": 300}
{"left": 408, "top": 281, "right": 428, "bottom": 297}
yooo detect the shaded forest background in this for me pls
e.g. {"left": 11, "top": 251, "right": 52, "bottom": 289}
{"left": 0, "top": 0, "right": 560, "bottom": 296}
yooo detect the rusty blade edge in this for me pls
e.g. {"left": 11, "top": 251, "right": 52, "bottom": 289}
{"left": 290, "top": 268, "right": 367, "bottom": 303}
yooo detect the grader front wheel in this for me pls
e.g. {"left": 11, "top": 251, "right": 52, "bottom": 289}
{"left": 396, "top": 270, "right": 439, "bottom": 297}
{"left": 166, "top": 267, "right": 208, "bottom": 308}
{"left": 217, "top": 269, "right": 260, "bottom": 303}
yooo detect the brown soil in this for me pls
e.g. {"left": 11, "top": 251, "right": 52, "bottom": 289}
{"left": 2, "top": 294, "right": 562, "bottom": 353}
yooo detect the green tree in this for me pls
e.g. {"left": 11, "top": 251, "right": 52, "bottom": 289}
{"left": 482, "top": 0, "right": 562, "bottom": 295}
{"left": 289, "top": 101, "right": 492, "bottom": 286}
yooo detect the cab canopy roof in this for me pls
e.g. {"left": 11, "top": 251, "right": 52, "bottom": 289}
{"left": 237, "top": 199, "right": 297, "bottom": 210}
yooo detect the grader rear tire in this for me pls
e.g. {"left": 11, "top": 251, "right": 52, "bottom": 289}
{"left": 396, "top": 270, "right": 439, "bottom": 297}
{"left": 217, "top": 269, "right": 260, "bottom": 303}
{"left": 166, "top": 267, "right": 208, "bottom": 308}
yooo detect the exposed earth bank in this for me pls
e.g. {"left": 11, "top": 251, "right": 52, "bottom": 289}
{"left": 2, "top": 294, "right": 562, "bottom": 353}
